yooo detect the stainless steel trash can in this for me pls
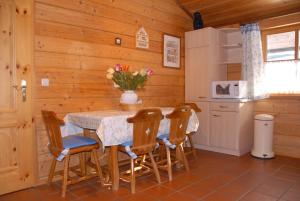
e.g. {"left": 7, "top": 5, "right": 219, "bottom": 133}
{"left": 251, "top": 114, "right": 274, "bottom": 159}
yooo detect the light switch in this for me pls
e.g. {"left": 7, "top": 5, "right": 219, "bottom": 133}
{"left": 41, "top": 78, "right": 49, "bottom": 87}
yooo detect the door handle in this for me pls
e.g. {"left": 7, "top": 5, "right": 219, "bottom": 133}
{"left": 21, "top": 80, "right": 27, "bottom": 102}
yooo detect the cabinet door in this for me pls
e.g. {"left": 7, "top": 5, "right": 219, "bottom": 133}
{"left": 210, "top": 111, "right": 238, "bottom": 150}
{"left": 192, "top": 102, "right": 210, "bottom": 146}
{"left": 185, "top": 47, "right": 210, "bottom": 101}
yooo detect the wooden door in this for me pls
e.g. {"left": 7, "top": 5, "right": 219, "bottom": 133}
{"left": 0, "top": 0, "right": 35, "bottom": 195}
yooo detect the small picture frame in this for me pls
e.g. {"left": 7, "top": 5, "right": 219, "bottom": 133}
{"left": 136, "top": 27, "right": 149, "bottom": 49}
{"left": 163, "top": 34, "right": 180, "bottom": 68}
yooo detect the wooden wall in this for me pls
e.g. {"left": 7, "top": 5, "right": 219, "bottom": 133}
{"left": 34, "top": 0, "right": 192, "bottom": 180}
{"left": 228, "top": 77, "right": 300, "bottom": 159}
{"left": 255, "top": 97, "right": 300, "bottom": 158}
{"left": 226, "top": 13, "right": 300, "bottom": 158}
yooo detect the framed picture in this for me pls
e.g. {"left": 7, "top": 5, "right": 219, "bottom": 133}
{"left": 136, "top": 27, "right": 149, "bottom": 49}
{"left": 163, "top": 34, "right": 180, "bottom": 68}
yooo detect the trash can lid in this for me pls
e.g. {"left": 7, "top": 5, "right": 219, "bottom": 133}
{"left": 255, "top": 114, "right": 274, "bottom": 121}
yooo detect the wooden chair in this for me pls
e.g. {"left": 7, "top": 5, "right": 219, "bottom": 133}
{"left": 118, "top": 108, "right": 163, "bottom": 194}
{"left": 157, "top": 106, "right": 192, "bottom": 181}
{"left": 41, "top": 110, "right": 106, "bottom": 197}
{"left": 178, "top": 103, "right": 201, "bottom": 158}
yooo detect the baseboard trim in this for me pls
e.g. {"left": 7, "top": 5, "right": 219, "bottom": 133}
{"left": 194, "top": 144, "right": 244, "bottom": 156}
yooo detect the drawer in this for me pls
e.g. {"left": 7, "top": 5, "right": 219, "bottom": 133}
{"left": 210, "top": 102, "right": 239, "bottom": 112}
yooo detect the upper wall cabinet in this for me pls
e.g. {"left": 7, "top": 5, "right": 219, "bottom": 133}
{"left": 185, "top": 27, "right": 222, "bottom": 48}
{"left": 185, "top": 27, "right": 226, "bottom": 101}
{"left": 219, "top": 29, "right": 243, "bottom": 64}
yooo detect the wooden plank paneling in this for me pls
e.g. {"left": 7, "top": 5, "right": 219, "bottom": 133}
{"left": 227, "top": 63, "right": 241, "bottom": 81}
{"left": 255, "top": 98, "right": 300, "bottom": 158}
{"left": 34, "top": 0, "right": 192, "bottom": 180}
{"left": 35, "top": 36, "right": 163, "bottom": 64}
{"left": 35, "top": 51, "right": 185, "bottom": 76}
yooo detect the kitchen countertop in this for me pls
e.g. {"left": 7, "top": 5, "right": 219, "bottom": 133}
{"left": 210, "top": 98, "right": 252, "bottom": 103}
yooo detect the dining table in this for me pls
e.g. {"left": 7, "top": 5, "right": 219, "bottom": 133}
{"left": 60, "top": 107, "right": 199, "bottom": 191}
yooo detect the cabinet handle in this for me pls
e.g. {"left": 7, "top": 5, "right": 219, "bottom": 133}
{"left": 219, "top": 105, "right": 228, "bottom": 108}
{"left": 198, "top": 96, "right": 206, "bottom": 99}
{"left": 212, "top": 114, "right": 221, "bottom": 117}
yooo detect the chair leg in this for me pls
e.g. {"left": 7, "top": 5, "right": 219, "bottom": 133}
{"left": 180, "top": 144, "right": 190, "bottom": 172}
{"left": 62, "top": 155, "right": 70, "bottom": 197}
{"left": 48, "top": 158, "right": 57, "bottom": 184}
{"left": 79, "top": 153, "right": 86, "bottom": 176}
{"left": 166, "top": 146, "right": 173, "bottom": 181}
{"left": 92, "top": 149, "right": 105, "bottom": 186}
{"left": 148, "top": 152, "right": 161, "bottom": 184}
{"left": 187, "top": 134, "right": 197, "bottom": 158}
{"left": 130, "top": 158, "right": 136, "bottom": 194}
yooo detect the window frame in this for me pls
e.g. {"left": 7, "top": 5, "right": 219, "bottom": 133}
{"left": 261, "top": 24, "right": 300, "bottom": 62}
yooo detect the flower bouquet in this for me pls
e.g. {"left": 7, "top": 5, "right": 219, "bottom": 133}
{"left": 106, "top": 64, "right": 153, "bottom": 104}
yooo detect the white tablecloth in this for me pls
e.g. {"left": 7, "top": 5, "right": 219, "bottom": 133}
{"left": 61, "top": 108, "right": 199, "bottom": 147}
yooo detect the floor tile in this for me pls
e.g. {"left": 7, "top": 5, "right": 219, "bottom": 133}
{"left": 161, "top": 192, "right": 198, "bottom": 201}
{"left": 0, "top": 150, "right": 299, "bottom": 201}
{"left": 239, "top": 191, "right": 277, "bottom": 201}
{"left": 0, "top": 189, "right": 39, "bottom": 201}
{"left": 254, "top": 177, "right": 294, "bottom": 198}
{"left": 142, "top": 185, "right": 174, "bottom": 199}
{"left": 80, "top": 190, "right": 118, "bottom": 201}
{"left": 180, "top": 173, "right": 234, "bottom": 199}
{"left": 120, "top": 191, "right": 159, "bottom": 201}
{"left": 280, "top": 189, "right": 300, "bottom": 201}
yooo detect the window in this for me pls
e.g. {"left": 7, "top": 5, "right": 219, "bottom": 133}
{"left": 266, "top": 31, "right": 295, "bottom": 61}
{"left": 262, "top": 25, "right": 300, "bottom": 94}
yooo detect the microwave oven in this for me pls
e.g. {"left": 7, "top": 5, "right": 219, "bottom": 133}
{"left": 212, "top": 80, "right": 248, "bottom": 99}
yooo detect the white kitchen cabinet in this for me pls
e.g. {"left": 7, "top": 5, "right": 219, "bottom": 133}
{"left": 185, "top": 28, "right": 253, "bottom": 156}
{"left": 208, "top": 101, "right": 253, "bottom": 156}
{"left": 192, "top": 101, "right": 210, "bottom": 146}
{"left": 192, "top": 100, "right": 253, "bottom": 156}
{"left": 185, "top": 27, "right": 226, "bottom": 101}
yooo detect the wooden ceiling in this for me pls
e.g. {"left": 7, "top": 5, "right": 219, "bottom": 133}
{"left": 177, "top": 0, "right": 300, "bottom": 27}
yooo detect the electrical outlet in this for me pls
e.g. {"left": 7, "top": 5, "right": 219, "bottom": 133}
{"left": 41, "top": 78, "right": 49, "bottom": 87}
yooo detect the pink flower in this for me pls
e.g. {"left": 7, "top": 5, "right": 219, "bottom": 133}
{"left": 115, "top": 64, "right": 122, "bottom": 72}
{"left": 146, "top": 68, "right": 154, "bottom": 76}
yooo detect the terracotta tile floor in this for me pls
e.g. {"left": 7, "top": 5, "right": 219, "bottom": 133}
{"left": 1, "top": 150, "right": 300, "bottom": 201}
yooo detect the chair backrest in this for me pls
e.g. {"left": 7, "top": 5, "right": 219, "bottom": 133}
{"left": 178, "top": 102, "right": 201, "bottom": 113}
{"left": 41, "top": 110, "right": 64, "bottom": 157}
{"left": 167, "top": 106, "right": 192, "bottom": 145}
{"left": 127, "top": 108, "right": 163, "bottom": 155}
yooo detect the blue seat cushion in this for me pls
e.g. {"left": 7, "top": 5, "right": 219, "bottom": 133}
{"left": 157, "top": 134, "right": 169, "bottom": 140}
{"left": 63, "top": 135, "right": 97, "bottom": 149}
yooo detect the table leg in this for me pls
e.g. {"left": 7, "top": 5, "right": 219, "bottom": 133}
{"left": 109, "top": 145, "right": 119, "bottom": 191}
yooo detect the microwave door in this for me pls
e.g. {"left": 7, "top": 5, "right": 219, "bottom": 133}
{"left": 216, "top": 84, "right": 230, "bottom": 95}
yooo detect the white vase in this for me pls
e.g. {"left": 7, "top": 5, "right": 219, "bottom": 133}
{"left": 120, "top": 90, "right": 138, "bottom": 104}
